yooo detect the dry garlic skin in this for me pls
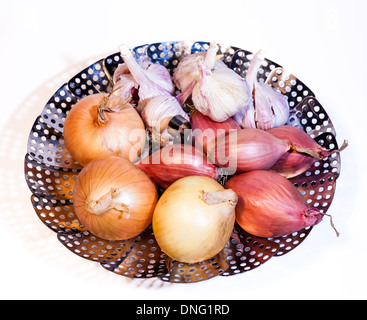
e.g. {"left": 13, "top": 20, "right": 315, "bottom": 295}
{"left": 192, "top": 62, "right": 252, "bottom": 122}
{"left": 173, "top": 42, "right": 252, "bottom": 122}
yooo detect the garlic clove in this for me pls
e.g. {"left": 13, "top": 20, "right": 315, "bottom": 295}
{"left": 253, "top": 81, "right": 289, "bottom": 130}
{"left": 234, "top": 50, "right": 289, "bottom": 130}
{"left": 112, "top": 73, "right": 138, "bottom": 103}
{"left": 232, "top": 101, "right": 256, "bottom": 129}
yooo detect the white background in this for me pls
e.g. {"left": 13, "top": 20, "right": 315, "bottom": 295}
{"left": 1, "top": 0, "right": 366, "bottom": 300}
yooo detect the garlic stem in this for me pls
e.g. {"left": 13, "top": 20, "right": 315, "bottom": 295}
{"left": 204, "top": 42, "right": 219, "bottom": 69}
{"left": 87, "top": 188, "right": 129, "bottom": 216}
{"left": 200, "top": 189, "right": 238, "bottom": 206}
{"left": 246, "top": 50, "right": 265, "bottom": 87}
{"left": 119, "top": 44, "right": 152, "bottom": 88}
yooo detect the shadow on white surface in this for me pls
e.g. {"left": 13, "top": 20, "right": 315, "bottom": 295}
{"left": 0, "top": 59, "right": 175, "bottom": 296}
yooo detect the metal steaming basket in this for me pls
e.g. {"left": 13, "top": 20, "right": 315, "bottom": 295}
{"left": 24, "top": 41, "right": 342, "bottom": 283}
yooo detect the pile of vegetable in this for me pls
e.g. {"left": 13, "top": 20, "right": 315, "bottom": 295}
{"left": 65, "top": 43, "right": 347, "bottom": 264}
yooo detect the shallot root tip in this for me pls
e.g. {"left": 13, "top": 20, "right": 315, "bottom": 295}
{"left": 200, "top": 189, "right": 238, "bottom": 206}
{"left": 323, "top": 213, "right": 340, "bottom": 237}
{"left": 305, "top": 208, "right": 339, "bottom": 237}
{"left": 328, "top": 139, "right": 349, "bottom": 156}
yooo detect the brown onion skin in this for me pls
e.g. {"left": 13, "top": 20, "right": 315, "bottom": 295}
{"left": 73, "top": 156, "right": 158, "bottom": 240}
{"left": 64, "top": 93, "right": 146, "bottom": 167}
{"left": 225, "top": 170, "right": 323, "bottom": 238}
{"left": 208, "top": 128, "right": 290, "bottom": 174}
{"left": 190, "top": 110, "right": 240, "bottom": 154}
{"left": 135, "top": 144, "right": 218, "bottom": 189}
{"left": 267, "top": 126, "right": 328, "bottom": 178}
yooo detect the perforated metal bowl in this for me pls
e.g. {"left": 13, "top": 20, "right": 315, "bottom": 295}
{"left": 24, "top": 40, "right": 342, "bottom": 283}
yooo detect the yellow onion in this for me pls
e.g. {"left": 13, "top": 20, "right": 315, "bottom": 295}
{"left": 152, "top": 176, "right": 237, "bottom": 263}
{"left": 64, "top": 93, "right": 146, "bottom": 166}
{"left": 73, "top": 156, "right": 158, "bottom": 240}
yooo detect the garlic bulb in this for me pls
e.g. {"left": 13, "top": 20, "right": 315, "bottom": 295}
{"left": 234, "top": 50, "right": 289, "bottom": 130}
{"left": 141, "top": 94, "right": 190, "bottom": 146}
{"left": 112, "top": 64, "right": 137, "bottom": 102}
{"left": 116, "top": 45, "right": 175, "bottom": 110}
{"left": 173, "top": 42, "right": 252, "bottom": 122}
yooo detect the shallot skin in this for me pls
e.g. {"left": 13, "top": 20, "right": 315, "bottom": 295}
{"left": 267, "top": 125, "right": 328, "bottom": 178}
{"left": 135, "top": 144, "right": 218, "bottom": 189}
{"left": 190, "top": 110, "right": 240, "bottom": 155}
{"left": 208, "top": 128, "right": 290, "bottom": 174}
{"left": 225, "top": 170, "right": 324, "bottom": 238}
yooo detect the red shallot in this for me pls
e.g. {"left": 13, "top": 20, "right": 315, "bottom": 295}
{"left": 190, "top": 110, "right": 240, "bottom": 155}
{"left": 267, "top": 125, "right": 348, "bottom": 178}
{"left": 208, "top": 127, "right": 333, "bottom": 174}
{"left": 225, "top": 170, "right": 339, "bottom": 238}
{"left": 135, "top": 144, "right": 218, "bottom": 189}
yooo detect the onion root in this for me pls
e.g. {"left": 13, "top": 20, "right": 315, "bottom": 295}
{"left": 200, "top": 189, "right": 238, "bottom": 206}
{"left": 86, "top": 188, "right": 130, "bottom": 217}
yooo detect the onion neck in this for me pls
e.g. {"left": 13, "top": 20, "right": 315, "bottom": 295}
{"left": 97, "top": 93, "right": 132, "bottom": 125}
{"left": 86, "top": 188, "right": 130, "bottom": 216}
{"left": 200, "top": 189, "right": 238, "bottom": 207}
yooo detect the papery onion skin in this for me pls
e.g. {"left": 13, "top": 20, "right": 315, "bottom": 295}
{"left": 152, "top": 176, "right": 237, "bottom": 263}
{"left": 64, "top": 93, "right": 146, "bottom": 166}
{"left": 190, "top": 110, "right": 240, "bottom": 155}
{"left": 73, "top": 156, "right": 158, "bottom": 240}
{"left": 208, "top": 128, "right": 291, "bottom": 174}
{"left": 225, "top": 170, "right": 324, "bottom": 238}
{"left": 135, "top": 144, "right": 218, "bottom": 189}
